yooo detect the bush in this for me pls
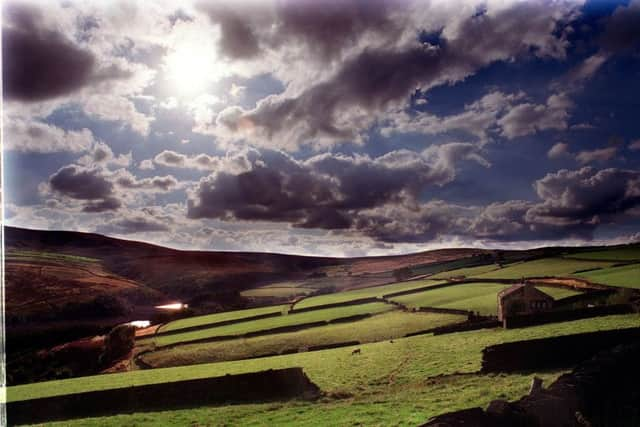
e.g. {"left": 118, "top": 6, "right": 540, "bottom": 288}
{"left": 100, "top": 324, "right": 136, "bottom": 366}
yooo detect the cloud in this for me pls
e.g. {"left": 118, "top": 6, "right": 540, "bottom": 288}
{"left": 139, "top": 159, "right": 155, "bottom": 170}
{"left": 2, "top": 3, "right": 96, "bottom": 101}
{"left": 2, "top": 2, "right": 133, "bottom": 102}
{"left": 197, "top": 2, "right": 263, "bottom": 59}
{"left": 205, "top": 1, "right": 579, "bottom": 150}
{"left": 46, "top": 162, "right": 182, "bottom": 213}
{"left": 82, "top": 197, "right": 123, "bottom": 213}
{"left": 77, "top": 141, "right": 132, "bottom": 169}
{"left": 575, "top": 147, "right": 618, "bottom": 164}
{"left": 97, "top": 213, "right": 171, "bottom": 234}
{"left": 527, "top": 167, "right": 640, "bottom": 229}
{"left": 564, "top": 52, "right": 609, "bottom": 85}
{"left": 2, "top": 2, "right": 157, "bottom": 136}
{"left": 3, "top": 117, "right": 96, "bottom": 153}
{"left": 548, "top": 142, "right": 570, "bottom": 159}
{"left": 198, "top": 0, "right": 402, "bottom": 63}
{"left": 49, "top": 165, "right": 115, "bottom": 200}
{"left": 187, "top": 144, "right": 488, "bottom": 229}
{"left": 270, "top": 0, "right": 400, "bottom": 63}
{"left": 600, "top": 0, "right": 640, "bottom": 53}
{"left": 381, "top": 91, "right": 525, "bottom": 144}
{"left": 152, "top": 149, "right": 251, "bottom": 172}
{"left": 561, "top": 0, "right": 640, "bottom": 89}
{"left": 112, "top": 169, "right": 179, "bottom": 192}
{"left": 48, "top": 165, "right": 122, "bottom": 212}
{"left": 498, "top": 93, "right": 572, "bottom": 139}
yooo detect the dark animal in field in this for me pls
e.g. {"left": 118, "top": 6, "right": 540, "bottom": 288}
{"left": 351, "top": 348, "right": 361, "bottom": 355}
{"left": 390, "top": 340, "right": 394, "bottom": 343}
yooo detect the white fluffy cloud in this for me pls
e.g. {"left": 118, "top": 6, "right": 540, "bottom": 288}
{"left": 3, "top": 117, "right": 96, "bottom": 153}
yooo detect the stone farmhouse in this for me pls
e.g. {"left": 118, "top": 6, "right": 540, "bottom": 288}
{"left": 497, "top": 283, "right": 554, "bottom": 322}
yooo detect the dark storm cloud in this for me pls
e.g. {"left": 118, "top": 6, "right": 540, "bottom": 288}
{"left": 187, "top": 144, "right": 488, "bottom": 230}
{"left": 199, "top": 0, "right": 400, "bottom": 62}
{"left": 197, "top": 2, "right": 262, "bottom": 59}
{"left": 465, "top": 167, "right": 640, "bottom": 242}
{"left": 215, "top": 1, "right": 573, "bottom": 147}
{"left": 600, "top": 0, "right": 640, "bottom": 53}
{"left": 271, "top": 0, "right": 399, "bottom": 62}
{"left": 49, "top": 165, "right": 122, "bottom": 212}
{"left": 2, "top": 2, "right": 130, "bottom": 102}
{"left": 527, "top": 167, "right": 640, "bottom": 228}
{"left": 48, "top": 164, "right": 179, "bottom": 213}
{"left": 49, "top": 165, "right": 114, "bottom": 200}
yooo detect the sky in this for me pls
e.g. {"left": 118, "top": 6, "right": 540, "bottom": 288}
{"left": 2, "top": 0, "right": 640, "bottom": 257}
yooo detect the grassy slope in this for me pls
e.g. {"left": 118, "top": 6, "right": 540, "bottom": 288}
{"left": 574, "top": 263, "right": 640, "bottom": 288}
{"left": 45, "top": 372, "right": 563, "bottom": 427}
{"left": 159, "top": 305, "right": 290, "bottom": 333}
{"left": 391, "top": 283, "right": 510, "bottom": 315}
{"left": 564, "top": 245, "right": 640, "bottom": 261}
{"left": 471, "top": 258, "right": 615, "bottom": 279}
{"left": 241, "top": 287, "right": 315, "bottom": 298}
{"left": 430, "top": 263, "right": 501, "bottom": 279}
{"left": 294, "top": 279, "right": 444, "bottom": 309}
{"left": 391, "top": 283, "right": 580, "bottom": 315}
{"left": 9, "top": 314, "right": 638, "bottom": 403}
{"left": 141, "top": 311, "right": 466, "bottom": 368}
{"left": 146, "top": 302, "right": 394, "bottom": 347}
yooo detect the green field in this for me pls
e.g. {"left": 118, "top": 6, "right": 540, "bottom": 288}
{"left": 574, "top": 263, "right": 640, "bottom": 288}
{"left": 10, "top": 314, "right": 639, "bottom": 404}
{"left": 43, "top": 372, "right": 563, "bottom": 427}
{"left": 391, "top": 283, "right": 510, "bottom": 315}
{"left": 141, "top": 311, "right": 466, "bottom": 368}
{"left": 159, "top": 305, "right": 290, "bottom": 334}
{"left": 294, "top": 279, "right": 444, "bottom": 309}
{"left": 146, "top": 302, "right": 394, "bottom": 347}
{"left": 564, "top": 245, "right": 640, "bottom": 261}
{"left": 471, "top": 258, "right": 615, "bottom": 279}
{"left": 430, "top": 263, "right": 501, "bottom": 279}
{"left": 389, "top": 283, "right": 579, "bottom": 315}
{"left": 241, "top": 287, "right": 316, "bottom": 298}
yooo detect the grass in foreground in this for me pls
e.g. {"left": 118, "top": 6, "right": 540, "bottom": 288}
{"left": 141, "top": 311, "right": 466, "bottom": 368}
{"left": 43, "top": 371, "right": 564, "bottom": 427}
{"left": 391, "top": 283, "right": 510, "bottom": 315}
{"left": 146, "top": 302, "right": 394, "bottom": 347}
{"left": 159, "top": 305, "right": 289, "bottom": 334}
{"left": 294, "top": 279, "right": 444, "bottom": 309}
{"left": 471, "top": 258, "right": 615, "bottom": 280}
{"left": 574, "top": 263, "right": 640, "bottom": 289}
{"left": 9, "top": 313, "right": 639, "bottom": 403}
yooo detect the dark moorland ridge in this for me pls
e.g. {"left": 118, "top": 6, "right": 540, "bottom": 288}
{"left": 5, "top": 225, "right": 633, "bottom": 324}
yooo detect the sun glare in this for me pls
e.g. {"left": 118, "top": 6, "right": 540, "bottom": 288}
{"left": 164, "top": 42, "right": 218, "bottom": 96}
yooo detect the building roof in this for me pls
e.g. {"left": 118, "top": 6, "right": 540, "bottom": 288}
{"left": 498, "top": 283, "right": 526, "bottom": 299}
{"left": 498, "top": 283, "right": 554, "bottom": 300}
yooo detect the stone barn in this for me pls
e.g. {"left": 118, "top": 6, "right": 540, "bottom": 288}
{"left": 497, "top": 283, "right": 554, "bottom": 321}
